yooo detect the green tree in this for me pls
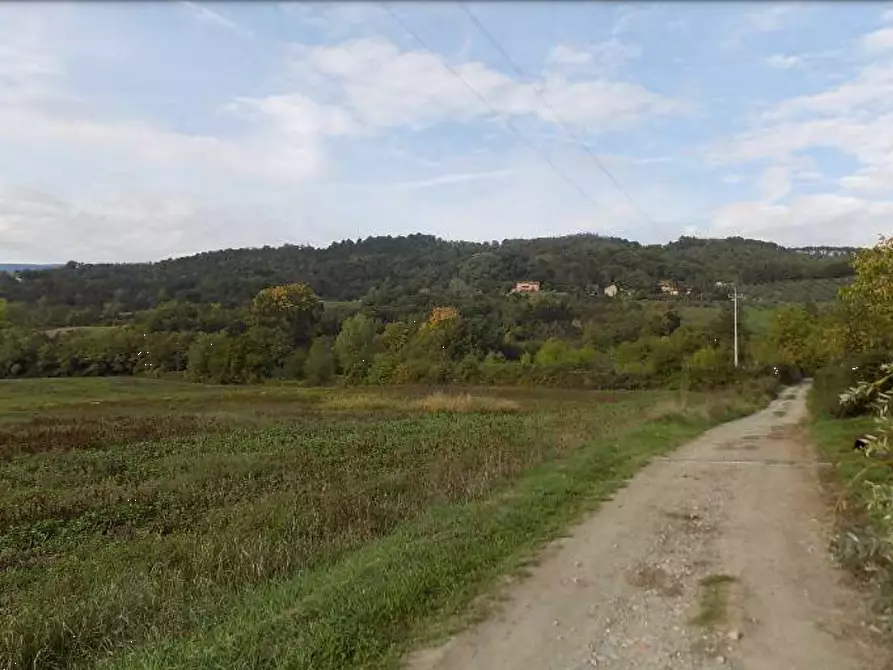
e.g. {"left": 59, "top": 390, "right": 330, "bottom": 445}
{"left": 762, "top": 305, "right": 843, "bottom": 374}
{"left": 249, "top": 283, "right": 322, "bottom": 347}
{"left": 304, "top": 337, "right": 336, "bottom": 385}
{"left": 186, "top": 333, "right": 233, "bottom": 383}
{"left": 841, "top": 236, "right": 893, "bottom": 353}
{"left": 686, "top": 346, "right": 732, "bottom": 387}
{"left": 535, "top": 338, "right": 576, "bottom": 367}
{"left": 380, "top": 321, "right": 412, "bottom": 354}
{"left": 334, "top": 313, "right": 379, "bottom": 380}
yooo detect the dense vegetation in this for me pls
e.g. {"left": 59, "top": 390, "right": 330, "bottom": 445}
{"left": 801, "top": 237, "right": 893, "bottom": 632}
{"left": 1, "top": 235, "right": 855, "bottom": 322}
{"left": 0, "top": 378, "right": 776, "bottom": 669}
{"left": 0, "top": 233, "right": 862, "bottom": 391}
{"left": 0, "top": 287, "right": 788, "bottom": 390}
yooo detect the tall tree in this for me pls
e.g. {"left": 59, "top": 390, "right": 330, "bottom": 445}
{"left": 841, "top": 236, "right": 893, "bottom": 353}
{"left": 334, "top": 313, "right": 379, "bottom": 380}
{"left": 248, "top": 283, "right": 322, "bottom": 348}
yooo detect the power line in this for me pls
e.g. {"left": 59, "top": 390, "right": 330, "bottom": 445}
{"left": 458, "top": 3, "right": 656, "bottom": 227}
{"left": 379, "top": 2, "right": 604, "bottom": 211}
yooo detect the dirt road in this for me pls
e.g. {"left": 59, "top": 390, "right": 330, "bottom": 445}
{"left": 407, "top": 385, "right": 890, "bottom": 670}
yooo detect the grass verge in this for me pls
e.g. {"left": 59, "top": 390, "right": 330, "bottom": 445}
{"left": 811, "top": 411, "right": 893, "bottom": 627}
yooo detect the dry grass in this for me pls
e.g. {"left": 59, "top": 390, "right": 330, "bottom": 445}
{"left": 319, "top": 392, "right": 398, "bottom": 411}
{"left": 318, "top": 391, "right": 521, "bottom": 414}
{"left": 412, "top": 392, "right": 521, "bottom": 414}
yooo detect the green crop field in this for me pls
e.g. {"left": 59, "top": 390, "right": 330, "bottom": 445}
{"left": 0, "top": 378, "right": 775, "bottom": 669}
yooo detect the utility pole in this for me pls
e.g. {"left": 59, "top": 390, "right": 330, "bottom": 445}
{"left": 733, "top": 284, "right": 739, "bottom": 369}
{"left": 717, "top": 281, "right": 740, "bottom": 369}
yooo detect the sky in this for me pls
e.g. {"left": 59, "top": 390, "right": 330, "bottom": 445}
{"left": 1, "top": 1, "right": 892, "bottom": 263}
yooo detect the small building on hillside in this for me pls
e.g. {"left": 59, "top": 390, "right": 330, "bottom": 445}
{"left": 511, "top": 281, "right": 541, "bottom": 294}
{"left": 658, "top": 279, "right": 680, "bottom": 296}
{"left": 604, "top": 284, "right": 619, "bottom": 298}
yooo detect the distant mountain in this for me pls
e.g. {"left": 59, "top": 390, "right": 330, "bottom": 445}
{"left": 0, "top": 235, "right": 858, "bottom": 311}
{"left": 0, "top": 264, "right": 59, "bottom": 273}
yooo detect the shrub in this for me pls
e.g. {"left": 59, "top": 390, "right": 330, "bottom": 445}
{"left": 453, "top": 354, "right": 481, "bottom": 384}
{"left": 304, "top": 337, "right": 336, "bottom": 386}
{"left": 811, "top": 351, "right": 892, "bottom": 418}
{"left": 367, "top": 352, "right": 399, "bottom": 385}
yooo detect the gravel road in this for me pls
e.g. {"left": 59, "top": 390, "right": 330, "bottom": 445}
{"left": 407, "top": 385, "right": 890, "bottom": 670}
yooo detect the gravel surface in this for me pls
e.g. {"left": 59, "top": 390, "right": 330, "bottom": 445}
{"left": 406, "top": 385, "right": 890, "bottom": 670}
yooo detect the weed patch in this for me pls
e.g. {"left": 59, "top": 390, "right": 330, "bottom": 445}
{"left": 691, "top": 574, "right": 738, "bottom": 628}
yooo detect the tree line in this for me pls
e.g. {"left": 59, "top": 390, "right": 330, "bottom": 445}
{"left": 0, "top": 235, "right": 856, "bottom": 329}
{"left": 0, "top": 278, "right": 770, "bottom": 389}
{"left": 1, "top": 233, "right": 882, "bottom": 395}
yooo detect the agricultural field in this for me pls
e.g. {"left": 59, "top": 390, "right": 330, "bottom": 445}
{"left": 0, "top": 378, "right": 775, "bottom": 669}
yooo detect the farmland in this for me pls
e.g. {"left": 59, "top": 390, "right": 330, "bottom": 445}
{"left": 0, "top": 377, "right": 775, "bottom": 669}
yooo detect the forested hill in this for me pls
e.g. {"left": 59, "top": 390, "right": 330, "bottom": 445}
{"left": 0, "top": 264, "right": 59, "bottom": 273}
{"left": 0, "top": 234, "right": 857, "bottom": 311}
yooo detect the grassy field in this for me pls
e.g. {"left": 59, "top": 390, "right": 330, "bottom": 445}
{"left": 0, "top": 378, "right": 776, "bottom": 669}
{"left": 676, "top": 304, "right": 775, "bottom": 337}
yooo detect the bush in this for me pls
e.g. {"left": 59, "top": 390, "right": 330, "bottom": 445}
{"left": 367, "top": 352, "right": 399, "bottom": 385}
{"left": 810, "top": 350, "right": 892, "bottom": 417}
{"left": 304, "top": 337, "right": 336, "bottom": 386}
{"left": 685, "top": 347, "right": 734, "bottom": 389}
{"left": 453, "top": 354, "right": 481, "bottom": 384}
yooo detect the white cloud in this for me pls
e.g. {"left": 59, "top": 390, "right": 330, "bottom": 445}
{"left": 0, "top": 185, "right": 199, "bottom": 262}
{"left": 714, "top": 114, "right": 893, "bottom": 200}
{"left": 710, "top": 51, "right": 893, "bottom": 165}
{"left": 547, "top": 44, "right": 592, "bottom": 66}
{"left": 0, "top": 182, "right": 341, "bottom": 263}
{"left": 547, "top": 39, "right": 641, "bottom": 75}
{"left": 744, "top": 4, "right": 800, "bottom": 32}
{"left": 0, "top": 7, "right": 319, "bottom": 190}
{"left": 758, "top": 165, "right": 791, "bottom": 202}
{"left": 861, "top": 26, "right": 893, "bottom": 53}
{"left": 5, "top": 1, "right": 884, "bottom": 262}
{"left": 765, "top": 54, "right": 801, "bottom": 69}
{"left": 278, "top": 2, "right": 391, "bottom": 41}
{"left": 723, "top": 4, "right": 805, "bottom": 49}
{"left": 280, "top": 36, "right": 683, "bottom": 132}
{"left": 180, "top": 1, "right": 249, "bottom": 36}
{"left": 230, "top": 93, "right": 359, "bottom": 138}
{"left": 2, "top": 11, "right": 687, "bottom": 263}
{"left": 611, "top": 5, "right": 642, "bottom": 37}
{"left": 383, "top": 169, "right": 517, "bottom": 191}
{"left": 840, "top": 166, "right": 893, "bottom": 194}
{"left": 0, "top": 107, "right": 325, "bottom": 184}
{"left": 0, "top": 8, "right": 68, "bottom": 108}
{"left": 762, "top": 63, "right": 893, "bottom": 120}
{"left": 708, "top": 194, "right": 891, "bottom": 247}
{"left": 702, "top": 13, "right": 893, "bottom": 247}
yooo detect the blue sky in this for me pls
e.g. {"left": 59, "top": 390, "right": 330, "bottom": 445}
{"left": 1, "top": 1, "right": 892, "bottom": 262}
